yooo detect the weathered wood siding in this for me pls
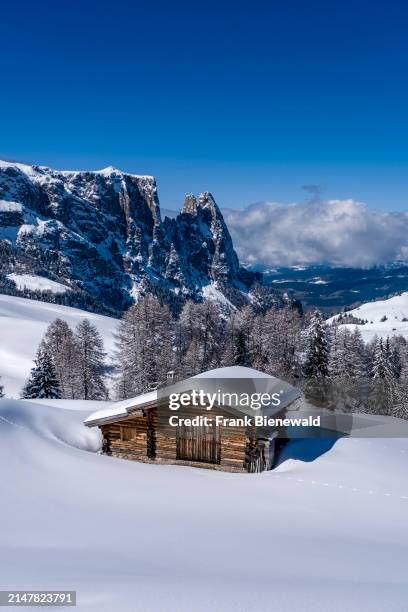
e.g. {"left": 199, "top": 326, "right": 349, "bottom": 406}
{"left": 176, "top": 425, "right": 221, "bottom": 464}
{"left": 99, "top": 402, "right": 277, "bottom": 472}
{"left": 155, "top": 404, "right": 248, "bottom": 470}
{"left": 101, "top": 414, "right": 150, "bottom": 460}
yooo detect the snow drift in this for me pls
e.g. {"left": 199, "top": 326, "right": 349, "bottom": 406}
{"left": 0, "top": 397, "right": 407, "bottom": 611}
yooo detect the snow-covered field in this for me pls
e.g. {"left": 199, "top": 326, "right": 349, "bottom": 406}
{"left": 0, "top": 397, "right": 407, "bottom": 612}
{"left": 7, "top": 273, "right": 71, "bottom": 294}
{"left": 0, "top": 295, "right": 118, "bottom": 397}
{"left": 329, "top": 291, "right": 408, "bottom": 341}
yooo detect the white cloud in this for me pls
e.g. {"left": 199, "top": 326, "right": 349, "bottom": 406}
{"left": 223, "top": 199, "right": 408, "bottom": 268}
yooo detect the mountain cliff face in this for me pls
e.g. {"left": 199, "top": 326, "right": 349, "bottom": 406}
{"left": 0, "top": 160, "right": 296, "bottom": 315}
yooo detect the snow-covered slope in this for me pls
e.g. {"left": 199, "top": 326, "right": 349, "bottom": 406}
{"left": 6, "top": 273, "right": 70, "bottom": 293}
{"left": 0, "top": 397, "right": 407, "bottom": 612}
{"left": 329, "top": 292, "right": 408, "bottom": 341}
{"left": 0, "top": 294, "right": 118, "bottom": 397}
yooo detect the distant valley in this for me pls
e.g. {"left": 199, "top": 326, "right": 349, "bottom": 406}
{"left": 248, "top": 263, "right": 408, "bottom": 313}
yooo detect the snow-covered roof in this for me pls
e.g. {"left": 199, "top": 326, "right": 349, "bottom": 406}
{"left": 194, "top": 366, "right": 301, "bottom": 416}
{"left": 84, "top": 390, "right": 157, "bottom": 426}
{"left": 85, "top": 367, "right": 302, "bottom": 427}
{"left": 194, "top": 366, "right": 275, "bottom": 379}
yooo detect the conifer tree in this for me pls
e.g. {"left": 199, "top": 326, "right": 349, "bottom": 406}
{"left": 182, "top": 338, "right": 203, "bottom": 377}
{"left": 369, "top": 337, "right": 397, "bottom": 415}
{"left": 218, "top": 306, "right": 254, "bottom": 368}
{"left": 395, "top": 342, "right": 408, "bottom": 418}
{"left": 234, "top": 329, "right": 251, "bottom": 367}
{"left": 371, "top": 338, "right": 394, "bottom": 380}
{"left": 303, "top": 310, "right": 329, "bottom": 378}
{"left": 74, "top": 319, "right": 108, "bottom": 400}
{"left": 303, "top": 310, "right": 330, "bottom": 405}
{"left": 348, "top": 327, "right": 368, "bottom": 378}
{"left": 21, "top": 349, "right": 61, "bottom": 399}
{"left": 115, "top": 296, "right": 174, "bottom": 397}
{"left": 235, "top": 305, "right": 256, "bottom": 358}
{"left": 0, "top": 376, "right": 4, "bottom": 398}
{"left": 262, "top": 306, "right": 302, "bottom": 379}
{"left": 328, "top": 326, "right": 368, "bottom": 411}
{"left": 41, "top": 318, "right": 80, "bottom": 399}
{"left": 165, "top": 243, "right": 184, "bottom": 284}
{"left": 178, "top": 300, "right": 223, "bottom": 377}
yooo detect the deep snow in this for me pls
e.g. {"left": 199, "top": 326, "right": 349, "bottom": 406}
{"left": 7, "top": 274, "right": 70, "bottom": 294}
{"left": 0, "top": 398, "right": 407, "bottom": 612}
{"left": 329, "top": 291, "right": 408, "bottom": 341}
{"left": 0, "top": 295, "right": 118, "bottom": 397}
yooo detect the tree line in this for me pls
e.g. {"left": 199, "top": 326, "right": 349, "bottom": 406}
{"left": 1, "top": 296, "right": 406, "bottom": 420}
{"left": 21, "top": 318, "right": 108, "bottom": 400}
{"left": 303, "top": 310, "right": 407, "bottom": 418}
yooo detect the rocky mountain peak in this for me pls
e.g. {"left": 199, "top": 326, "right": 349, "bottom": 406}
{"left": 182, "top": 194, "right": 197, "bottom": 215}
{"left": 0, "top": 160, "right": 298, "bottom": 316}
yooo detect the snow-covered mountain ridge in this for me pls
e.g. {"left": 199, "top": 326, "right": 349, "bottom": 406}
{"left": 0, "top": 160, "right": 286, "bottom": 314}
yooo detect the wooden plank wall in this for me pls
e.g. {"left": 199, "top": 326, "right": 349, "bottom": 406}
{"left": 155, "top": 404, "right": 248, "bottom": 470}
{"left": 99, "top": 404, "right": 276, "bottom": 472}
{"left": 101, "top": 414, "right": 149, "bottom": 460}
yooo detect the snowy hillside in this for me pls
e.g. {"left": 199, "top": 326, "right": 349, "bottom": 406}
{"left": 0, "top": 397, "right": 407, "bottom": 612}
{"left": 329, "top": 292, "right": 408, "bottom": 341}
{"left": 0, "top": 295, "right": 118, "bottom": 397}
{"left": 6, "top": 273, "right": 70, "bottom": 294}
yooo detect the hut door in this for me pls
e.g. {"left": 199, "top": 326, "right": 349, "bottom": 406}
{"left": 177, "top": 425, "right": 220, "bottom": 464}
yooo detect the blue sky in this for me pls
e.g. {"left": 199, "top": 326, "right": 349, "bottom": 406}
{"left": 1, "top": 0, "right": 408, "bottom": 211}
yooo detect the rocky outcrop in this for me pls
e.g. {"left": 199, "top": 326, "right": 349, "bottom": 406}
{"left": 0, "top": 161, "right": 268, "bottom": 312}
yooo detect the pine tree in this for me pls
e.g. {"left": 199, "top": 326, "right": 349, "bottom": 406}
{"left": 165, "top": 243, "right": 184, "bottom": 284}
{"left": 219, "top": 309, "right": 252, "bottom": 368}
{"left": 329, "top": 326, "right": 347, "bottom": 377}
{"left": 369, "top": 337, "right": 398, "bottom": 415}
{"left": 115, "top": 296, "right": 174, "bottom": 397}
{"left": 21, "top": 348, "right": 61, "bottom": 399}
{"left": 249, "top": 314, "right": 268, "bottom": 372}
{"left": 74, "top": 319, "right": 108, "bottom": 400}
{"left": 303, "top": 310, "right": 330, "bottom": 406}
{"left": 125, "top": 223, "right": 144, "bottom": 274}
{"left": 303, "top": 310, "right": 329, "bottom": 378}
{"left": 389, "top": 340, "right": 402, "bottom": 379}
{"left": 235, "top": 305, "right": 256, "bottom": 358}
{"left": 395, "top": 340, "right": 408, "bottom": 418}
{"left": 178, "top": 300, "right": 224, "bottom": 377}
{"left": 371, "top": 338, "right": 394, "bottom": 380}
{"left": 348, "top": 327, "right": 368, "bottom": 378}
{"left": 182, "top": 338, "right": 203, "bottom": 377}
{"left": 0, "top": 376, "right": 4, "bottom": 398}
{"left": 328, "top": 327, "right": 368, "bottom": 411}
{"left": 148, "top": 223, "right": 165, "bottom": 270}
{"left": 234, "top": 329, "right": 250, "bottom": 366}
{"left": 262, "top": 306, "right": 302, "bottom": 379}
{"left": 41, "top": 318, "right": 80, "bottom": 399}
{"left": 328, "top": 327, "right": 349, "bottom": 410}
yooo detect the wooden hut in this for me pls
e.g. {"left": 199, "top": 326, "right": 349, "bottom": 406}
{"left": 85, "top": 366, "right": 302, "bottom": 473}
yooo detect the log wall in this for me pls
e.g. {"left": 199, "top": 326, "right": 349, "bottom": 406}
{"left": 101, "top": 414, "right": 149, "bottom": 460}
{"left": 99, "top": 403, "right": 277, "bottom": 472}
